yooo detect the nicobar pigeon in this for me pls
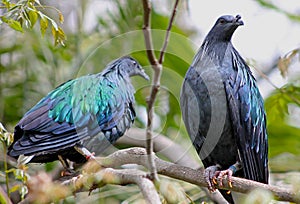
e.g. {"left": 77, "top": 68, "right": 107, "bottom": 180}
{"left": 8, "top": 56, "right": 149, "bottom": 169}
{"left": 180, "top": 15, "right": 268, "bottom": 203}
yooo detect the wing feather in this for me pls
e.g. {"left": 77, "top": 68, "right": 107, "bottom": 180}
{"left": 224, "top": 50, "right": 268, "bottom": 183}
{"left": 8, "top": 73, "right": 135, "bottom": 158}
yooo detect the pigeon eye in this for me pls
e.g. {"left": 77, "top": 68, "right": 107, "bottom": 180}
{"left": 219, "top": 19, "right": 226, "bottom": 24}
{"left": 132, "top": 61, "right": 137, "bottom": 66}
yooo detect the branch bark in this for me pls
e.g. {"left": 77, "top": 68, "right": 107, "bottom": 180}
{"left": 117, "top": 128, "right": 201, "bottom": 168}
{"left": 142, "top": 0, "right": 180, "bottom": 181}
{"left": 62, "top": 168, "right": 161, "bottom": 204}
{"left": 142, "top": 0, "right": 158, "bottom": 66}
{"left": 117, "top": 128, "right": 228, "bottom": 203}
{"left": 76, "top": 147, "right": 299, "bottom": 203}
{"left": 49, "top": 129, "right": 225, "bottom": 203}
{"left": 142, "top": 0, "right": 160, "bottom": 181}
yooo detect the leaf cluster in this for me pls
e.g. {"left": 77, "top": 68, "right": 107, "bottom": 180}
{"left": 0, "top": 0, "right": 65, "bottom": 45}
{"left": 265, "top": 83, "right": 300, "bottom": 158}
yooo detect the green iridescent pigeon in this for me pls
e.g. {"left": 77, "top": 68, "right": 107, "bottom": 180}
{"left": 8, "top": 56, "right": 149, "bottom": 167}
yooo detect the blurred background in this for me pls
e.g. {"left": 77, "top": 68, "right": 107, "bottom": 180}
{"left": 1, "top": 0, "right": 300, "bottom": 203}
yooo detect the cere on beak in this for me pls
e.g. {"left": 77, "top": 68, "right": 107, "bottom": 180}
{"left": 235, "top": 14, "right": 244, "bottom": 26}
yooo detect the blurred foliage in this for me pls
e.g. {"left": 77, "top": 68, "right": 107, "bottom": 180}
{"left": 255, "top": 0, "right": 300, "bottom": 173}
{"left": 0, "top": 0, "right": 66, "bottom": 45}
{"left": 255, "top": 0, "right": 300, "bottom": 22}
{"left": 0, "top": 0, "right": 300, "bottom": 203}
{"left": 264, "top": 48, "right": 300, "bottom": 164}
{"left": 1, "top": 123, "right": 28, "bottom": 200}
{"left": 265, "top": 82, "right": 300, "bottom": 169}
{"left": 278, "top": 48, "right": 300, "bottom": 78}
{"left": 26, "top": 172, "right": 71, "bottom": 203}
{"left": 0, "top": 122, "right": 13, "bottom": 147}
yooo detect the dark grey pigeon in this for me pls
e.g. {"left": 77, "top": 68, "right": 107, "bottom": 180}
{"left": 180, "top": 15, "right": 268, "bottom": 203}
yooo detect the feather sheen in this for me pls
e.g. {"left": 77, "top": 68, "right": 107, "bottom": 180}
{"left": 7, "top": 56, "right": 147, "bottom": 163}
{"left": 180, "top": 16, "right": 269, "bottom": 202}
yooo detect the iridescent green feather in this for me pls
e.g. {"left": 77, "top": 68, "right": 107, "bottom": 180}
{"left": 46, "top": 72, "right": 133, "bottom": 127}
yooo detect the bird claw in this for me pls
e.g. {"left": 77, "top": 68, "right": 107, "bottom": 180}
{"left": 214, "top": 168, "right": 233, "bottom": 188}
{"left": 204, "top": 165, "right": 220, "bottom": 192}
{"left": 60, "top": 168, "right": 76, "bottom": 177}
{"left": 212, "top": 177, "right": 218, "bottom": 185}
{"left": 204, "top": 165, "right": 235, "bottom": 192}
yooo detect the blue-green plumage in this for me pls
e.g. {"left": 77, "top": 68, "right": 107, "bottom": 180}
{"left": 224, "top": 46, "right": 268, "bottom": 182}
{"left": 8, "top": 56, "right": 149, "bottom": 164}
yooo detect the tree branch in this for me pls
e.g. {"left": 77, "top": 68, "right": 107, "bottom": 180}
{"left": 142, "top": 0, "right": 158, "bottom": 66}
{"left": 62, "top": 168, "right": 161, "bottom": 204}
{"left": 142, "top": 0, "right": 180, "bottom": 182}
{"left": 82, "top": 148, "right": 299, "bottom": 203}
{"left": 117, "top": 128, "right": 228, "bottom": 203}
{"left": 117, "top": 128, "right": 201, "bottom": 168}
{"left": 142, "top": 0, "right": 160, "bottom": 181}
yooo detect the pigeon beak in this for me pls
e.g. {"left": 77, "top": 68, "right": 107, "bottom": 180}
{"left": 138, "top": 68, "right": 150, "bottom": 81}
{"left": 235, "top": 14, "right": 244, "bottom": 26}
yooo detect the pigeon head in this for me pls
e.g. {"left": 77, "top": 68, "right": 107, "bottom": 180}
{"left": 109, "top": 56, "right": 149, "bottom": 80}
{"left": 206, "top": 15, "right": 244, "bottom": 42}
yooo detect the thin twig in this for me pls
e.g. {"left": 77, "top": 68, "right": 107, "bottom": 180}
{"left": 142, "top": 0, "right": 160, "bottom": 181}
{"left": 158, "top": 0, "right": 180, "bottom": 64}
{"left": 142, "top": 0, "right": 158, "bottom": 65}
{"left": 252, "top": 65, "right": 279, "bottom": 90}
{"left": 142, "top": 0, "right": 180, "bottom": 182}
{"left": 252, "top": 65, "right": 300, "bottom": 105}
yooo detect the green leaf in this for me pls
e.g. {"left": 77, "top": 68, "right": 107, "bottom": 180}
{"left": 256, "top": 0, "right": 278, "bottom": 10}
{"left": 7, "top": 19, "right": 23, "bottom": 32}
{"left": 2, "top": 0, "right": 11, "bottom": 9}
{"left": 28, "top": 10, "right": 38, "bottom": 28}
{"left": 265, "top": 84, "right": 300, "bottom": 123}
{"left": 265, "top": 84, "right": 300, "bottom": 158}
{"left": 40, "top": 16, "right": 48, "bottom": 36}
{"left": 52, "top": 26, "right": 66, "bottom": 46}
{"left": 9, "top": 184, "right": 22, "bottom": 194}
{"left": 58, "top": 11, "right": 64, "bottom": 24}
{"left": 51, "top": 25, "right": 57, "bottom": 43}
{"left": 0, "top": 16, "right": 8, "bottom": 24}
{"left": 0, "top": 190, "right": 10, "bottom": 204}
